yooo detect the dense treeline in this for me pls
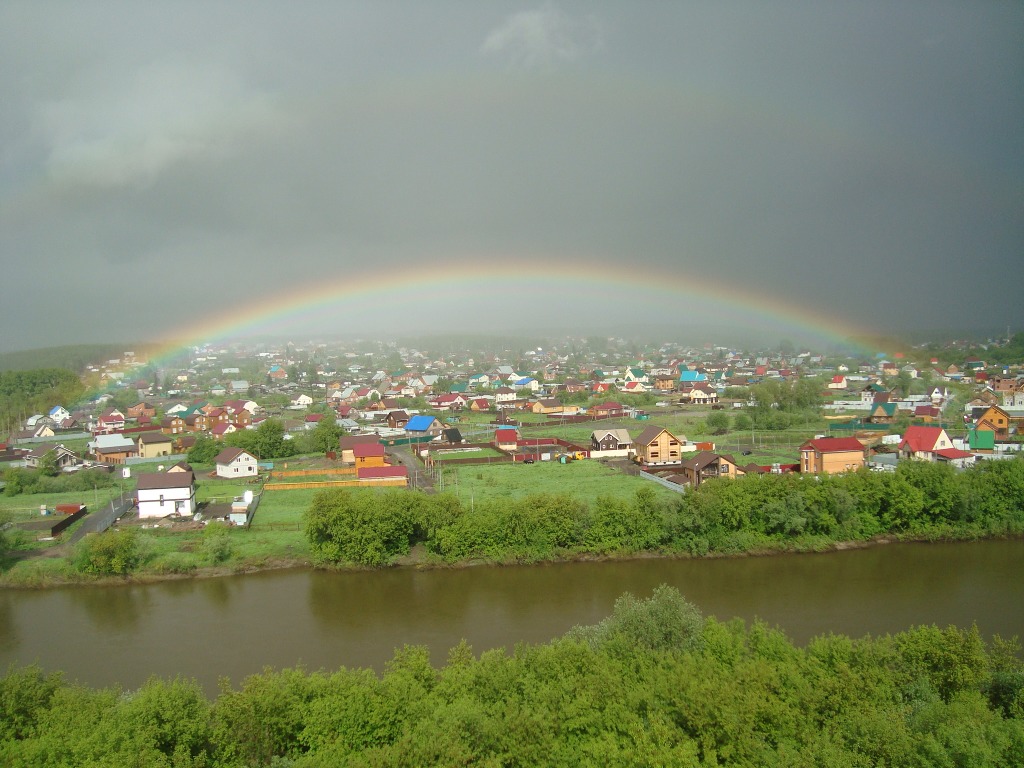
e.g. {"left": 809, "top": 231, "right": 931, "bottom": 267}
{"left": 0, "top": 368, "right": 85, "bottom": 431}
{"left": 304, "top": 458, "right": 1024, "bottom": 567}
{"left": 2, "top": 586, "right": 1021, "bottom": 766}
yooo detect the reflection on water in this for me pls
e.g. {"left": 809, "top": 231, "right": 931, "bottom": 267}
{"left": 0, "top": 539, "right": 1021, "bottom": 695}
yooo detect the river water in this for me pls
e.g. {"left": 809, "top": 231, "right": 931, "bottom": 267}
{"left": 2, "top": 539, "right": 1021, "bottom": 694}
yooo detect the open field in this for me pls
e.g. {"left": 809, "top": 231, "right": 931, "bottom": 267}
{"left": 438, "top": 459, "right": 678, "bottom": 505}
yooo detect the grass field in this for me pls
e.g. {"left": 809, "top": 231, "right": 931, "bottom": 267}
{"left": 439, "top": 459, "right": 679, "bottom": 506}
{"left": 430, "top": 446, "right": 505, "bottom": 462}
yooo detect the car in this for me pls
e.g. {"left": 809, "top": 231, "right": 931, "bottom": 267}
{"left": 523, "top": 458, "right": 535, "bottom": 464}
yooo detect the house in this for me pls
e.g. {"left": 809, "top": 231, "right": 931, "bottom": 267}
{"left": 338, "top": 435, "right": 381, "bottom": 463}
{"left": 211, "top": 422, "right": 237, "bottom": 440}
{"left": 214, "top": 447, "right": 258, "bottom": 478}
{"left": 531, "top": 398, "right": 570, "bottom": 415}
{"left": 268, "top": 365, "right": 288, "bottom": 380}
{"left": 136, "top": 431, "right": 173, "bottom": 459}
{"left": 913, "top": 405, "right": 942, "bottom": 423}
{"left": 136, "top": 472, "right": 197, "bottom": 519}
{"left": 387, "top": 410, "right": 410, "bottom": 429}
{"left": 898, "top": 426, "right": 954, "bottom": 462}
{"left": 868, "top": 402, "right": 898, "bottom": 424}
{"left": 127, "top": 402, "right": 156, "bottom": 420}
{"left": 290, "top": 393, "right": 314, "bottom": 408}
{"left": 678, "top": 370, "right": 708, "bottom": 386}
{"left": 94, "top": 408, "right": 126, "bottom": 434}
{"left": 494, "top": 428, "right": 519, "bottom": 451}
{"left": 92, "top": 433, "right": 138, "bottom": 465}
{"left": 678, "top": 451, "right": 746, "bottom": 487}
{"left": 441, "top": 428, "right": 464, "bottom": 445}
{"left": 23, "top": 443, "right": 79, "bottom": 471}
{"left": 828, "top": 375, "right": 848, "bottom": 390}
{"left": 161, "top": 416, "right": 186, "bottom": 435}
{"left": 799, "top": 437, "right": 866, "bottom": 474}
{"left": 591, "top": 401, "right": 624, "bottom": 418}
{"left": 974, "top": 405, "right": 1013, "bottom": 439}
{"left": 684, "top": 384, "right": 718, "bottom": 405}
{"left": 48, "top": 405, "right": 72, "bottom": 424}
{"left": 405, "top": 415, "right": 443, "bottom": 439}
{"left": 590, "top": 428, "right": 633, "bottom": 453}
{"left": 493, "top": 387, "right": 518, "bottom": 408}
{"left": 633, "top": 426, "right": 684, "bottom": 466}
{"left": 353, "top": 442, "right": 387, "bottom": 468}
{"left": 621, "top": 381, "right": 648, "bottom": 394}
{"left": 624, "top": 368, "right": 649, "bottom": 384}
{"left": 468, "top": 398, "right": 491, "bottom": 412}
{"left": 512, "top": 377, "right": 540, "bottom": 392}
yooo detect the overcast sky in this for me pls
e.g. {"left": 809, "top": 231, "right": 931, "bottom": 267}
{"left": 1, "top": 1, "right": 1021, "bottom": 352}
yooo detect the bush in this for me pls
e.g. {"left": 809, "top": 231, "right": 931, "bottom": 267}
{"left": 74, "top": 529, "right": 141, "bottom": 575}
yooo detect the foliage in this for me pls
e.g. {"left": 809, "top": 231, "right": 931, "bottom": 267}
{"left": 2, "top": 588, "right": 1023, "bottom": 766}
{"left": 304, "top": 488, "right": 417, "bottom": 566}
{"left": 705, "top": 411, "right": 730, "bottom": 435}
{"left": 2, "top": 466, "right": 116, "bottom": 497}
{"left": 187, "top": 434, "right": 221, "bottom": 465}
{"left": 74, "top": 528, "right": 141, "bottom": 575}
{"left": 225, "top": 418, "right": 297, "bottom": 460}
{"left": 202, "top": 522, "right": 234, "bottom": 565}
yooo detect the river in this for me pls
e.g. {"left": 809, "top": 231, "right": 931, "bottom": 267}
{"left": 2, "top": 539, "right": 1021, "bottom": 695}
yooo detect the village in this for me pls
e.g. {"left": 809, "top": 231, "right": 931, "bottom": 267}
{"left": 3, "top": 333, "right": 1023, "bottom": 555}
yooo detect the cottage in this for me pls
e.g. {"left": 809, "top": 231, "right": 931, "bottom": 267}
{"left": 494, "top": 428, "right": 519, "bottom": 451}
{"left": 678, "top": 451, "right": 745, "bottom": 487}
{"left": 338, "top": 435, "right": 381, "bottom": 464}
{"left": 633, "top": 426, "right": 684, "bottom": 466}
{"left": 136, "top": 431, "right": 173, "bottom": 459}
{"left": 353, "top": 442, "right": 386, "bottom": 468}
{"left": 136, "top": 472, "right": 197, "bottom": 519}
{"left": 405, "top": 415, "right": 443, "bottom": 438}
{"left": 214, "top": 447, "right": 258, "bottom": 478}
{"left": 898, "top": 426, "right": 954, "bottom": 462}
{"left": 590, "top": 428, "right": 633, "bottom": 453}
{"left": 23, "top": 443, "right": 79, "bottom": 471}
{"left": 799, "top": 437, "right": 865, "bottom": 474}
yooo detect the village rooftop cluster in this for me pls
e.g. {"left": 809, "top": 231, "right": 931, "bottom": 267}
{"left": 5, "top": 333, "right": 1024, "bottom": 530}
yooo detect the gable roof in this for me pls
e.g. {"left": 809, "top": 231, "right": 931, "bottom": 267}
{"left": 899, "top": 426, "right": 946, "bottom": 453}
{"left": 214, "top": 447, "right": 255, "bottom": 465}
{"left": 353, "top": 442, "right": 385, "bottom": 458}
{"left": 405, "top": 415, "right": 437, "bottom": 432}
{"left": 801, "top": 437, "right": 865, "bottom": 453}
{"left": 136, "top": 472, "right": 195, "bottom": 491}
{"left": 634, "top": 425, "right": 680, "bottom": 447}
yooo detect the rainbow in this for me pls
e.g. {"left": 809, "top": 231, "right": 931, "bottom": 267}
{"left": 149, "top": 256, "right": 868, "bottom": 356}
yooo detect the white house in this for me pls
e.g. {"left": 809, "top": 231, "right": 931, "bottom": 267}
{"left": 214, "top": 447, "right": 258, "bottom": 478}
{"left": 136, "top": 472, "right": 197, "bottom": 519}
{"left": 290, "top": 393, "right": 314, "bottom": 408}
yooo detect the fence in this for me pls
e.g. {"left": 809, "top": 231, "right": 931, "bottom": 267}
{"left": 639, "top": 470, "right": 687, "bottom": 494}
{"left": 263, "top": 478, "right": 407, "bottom": 490}
{"left": 268, "top": 467, "right": 357, "bottom": 478}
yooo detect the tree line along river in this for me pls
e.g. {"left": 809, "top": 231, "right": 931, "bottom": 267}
{"left": 1, "top": 538, "right": 1021, "bottom": 695}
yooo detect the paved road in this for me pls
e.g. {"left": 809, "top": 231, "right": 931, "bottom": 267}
{"left": 387, "top": 446, "right": 436, "bottom": 493}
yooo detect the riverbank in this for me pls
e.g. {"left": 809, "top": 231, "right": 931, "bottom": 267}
{"left": 3, "top": 524, "right": 1019, "bottom": 589}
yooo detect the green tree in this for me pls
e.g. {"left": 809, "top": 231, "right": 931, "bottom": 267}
{"left": 705, "top": 411, "right": 730, "bottom": 435}
{"left": 36, "top": 450, "right": 60, "bottom": 478}
{"left": 304, "top": 489, "right": 415, "bottom": 566}
{"left": 187, "top": 434, "right": 220, "bottom": 465}
{"left": 307, "top": 416, "right": 342, "bottom": 455}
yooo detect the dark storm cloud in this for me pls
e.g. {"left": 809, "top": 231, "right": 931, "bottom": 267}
{"left": 0, "top": 1, "right": 1021, "bottom": 350}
